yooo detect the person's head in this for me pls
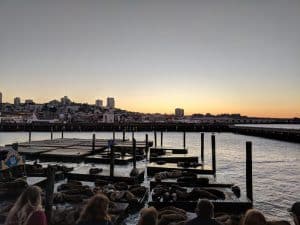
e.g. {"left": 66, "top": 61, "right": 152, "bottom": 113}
{"left": 5, "top": 185, "right": 42, "bottom": 225}
{"left": 77, "top": 194, "right": 110, "bottom": 223}
{"left": 138, "top": 207, "right": 158, "bottom": 225}
{"left": 291, "top": 203, "right": 300, "bottom": 225}
{"left": 242, "top": 209, "right": 267, "bottom": 225}
{"left": 195, "top": 199, "right": 214, "bottom": 219}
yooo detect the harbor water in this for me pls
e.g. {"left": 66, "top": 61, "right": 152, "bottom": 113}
{"left": 0, "top": 131, "right": 299, "bottom": 222}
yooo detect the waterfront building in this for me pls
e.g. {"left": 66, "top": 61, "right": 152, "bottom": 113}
{"left": 103, "top": 110, "right": 115, "bottom": 123}
{"left": 25, "top": 99, "right": 34, "bottom": 104}
{"left": 14, "top": 97, "right": 21, "bottom": 106}
{"left": 107, "top": 97, "right": 115, "bottom": 108}
{"left": 95, "top": 99, "right": 103, "bottom": 107}
{"left": 175, "top": 108, "right": 184, "bottom": 117}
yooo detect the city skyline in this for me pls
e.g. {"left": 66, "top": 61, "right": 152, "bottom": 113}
{"left": 1, "top": 0, "right": 300, "bottom": 118}
{"left": 0, "top": 92, "right": 299, "bottom": 119}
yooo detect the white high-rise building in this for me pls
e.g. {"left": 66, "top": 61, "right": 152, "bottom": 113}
{"left": 95, "top": 99, "right": 103, "bottom": 107}
{"left": 0, "top": 92, "right": 2, "bottom": 105}
{"left": 175, "top": 108, "right": 184, "bottom": 117}
{"left": 14, "top": 97, "right": 21, "bottom": 106}
{"left": 106, "top": 97, "right": 115, "bottom": 108}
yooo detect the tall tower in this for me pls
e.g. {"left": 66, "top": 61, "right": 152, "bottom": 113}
{"left": 95, "top": 99, "right": 103, "bottom": 107}
{"left": 14, "top": 97, "right": 21, "bottom": 106}
{"left": 0, "top": 92, "right": 2, "bottom": 105}
{"left": 106, "top": 97, "right": 115, "bottom": 109}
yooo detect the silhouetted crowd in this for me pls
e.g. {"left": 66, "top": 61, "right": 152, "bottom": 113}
{"left": 4, "top": 185, "right": 300, "bottom": 225}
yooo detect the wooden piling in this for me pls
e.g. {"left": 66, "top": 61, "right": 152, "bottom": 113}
{"left": 154, "top": 130, "right": 157, "bottom": 147}
{"left": 122, "top": 128, "right": 126, "bottom": 141}
{"left": 183, "top": 131, "right": 186, "bottom": 149}
{"left": 132, "top": 128, "right": 135, "bottom": 141}
{"left": 201, "top": 133, "right": 204, "bottom": 162}
{"left": 92, "top": 134, "right": 96, "bottom": 152}
{"left": 50, "top": 126, "right": 53, "bottom": 140}
{"left": 110, "top": 144, "right": 115, "bottom": 177}
{"left": 161, "top": 131, "right": 163, "bottom": 147}
{"left": 45, "top": 165, "right": 55, "bottom": 225}
{"left": 145, "top": 134, "right": 149, "bottom": 160}
{"left": 212, "top": 134, "right": 216, "bottom": 176}
{"left": 61, "top": 126, "right": 64, "bottom": 139}
{"left": 246, "top": 141, "right": 253, "bottom": 202}
{"left": 133, "top": 138, "right": 137, "bottom": 169}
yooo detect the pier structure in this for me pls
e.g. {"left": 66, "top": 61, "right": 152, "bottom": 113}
{"left": 229, "top": 125, "right": 300, "bottom": 143}
{"left": 0, "top": 131, "right": 255, "bottom": 225}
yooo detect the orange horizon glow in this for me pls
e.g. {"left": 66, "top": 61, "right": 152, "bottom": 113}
{"left": 1, "top": 92, "right": 299, "bottom": 119}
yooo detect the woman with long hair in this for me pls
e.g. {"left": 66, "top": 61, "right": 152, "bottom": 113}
{"left": 5, "top": 185, "right": 47, "bottom": 225}
{"left": 76, "top": 194, "right": 112, "bottom": 225}
{"left": 242, "top": 209, "right": 267, "bottom": 225}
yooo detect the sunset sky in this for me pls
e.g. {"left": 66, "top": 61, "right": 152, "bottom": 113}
{"left": 0, "top": 0, "right": 299, "bottom": 118}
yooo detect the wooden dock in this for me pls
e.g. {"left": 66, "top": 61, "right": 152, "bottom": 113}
{"left": 150, "top": 147, "right": 188, "bottom": 155}
{"left": 84, "top": 153, "right": 134, "bottom": 165}
{"left": 65, "top": 164, "right": 145, "bottom": 184}
{"left": 147, "top": 162, "right": 213, "bottom": 176}
{"left": 150, "top": 153, "right": 198, "bottom": 163}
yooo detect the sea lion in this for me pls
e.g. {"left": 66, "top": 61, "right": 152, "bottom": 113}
{"left": 203, "top": 188, "right": 226, "bottom": 200}
{"left": 129, "top": 186, "right": 147, "bottom": 197}
{"left": 189, "top": 188, "right": 218, "bottom": 200}
{"left": 89, "top": 168, "right": 103, "bottom": 175}
{"left": 94, "top": 179, "right": 109, "bottom": 187}
{"left": 114, "top": 182, "right": 129, "bottom": 191}
{"left": 267, "top": 221, "right": 291, "bottom": 225}
{"left": 231, "top": 185, "right": 241, "bottom": 198}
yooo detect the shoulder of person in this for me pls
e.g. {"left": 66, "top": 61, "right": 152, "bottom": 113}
{"left": 26, "top": 210, "right": 47, "bottom": 225}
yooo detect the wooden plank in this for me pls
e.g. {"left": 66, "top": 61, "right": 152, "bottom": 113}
{"left": 65, "top": 165, "right": 145, "bottom": 184}
{"left": 150, "top": 153, "right": 198, "bottom": 163}
{"left": 149, "top": 177, "right": 233, "bottom": 189}
{"left": 84, "top": 154, "right": 133, "bottom": 165}
{"left": 147, "top": 162, "right": 213, "bottom": 176}
{"left": 150, "top": 147, "right": 188, "bottom": 155}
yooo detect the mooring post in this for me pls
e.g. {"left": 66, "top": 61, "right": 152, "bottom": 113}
{"left": 92, "top": 133, "right": 96, "bottom": 152}
{"left": 61, "top": 126, "right": 64, "bottom": 139}
{"left": 132, "top": 127, "right": 135, "bottom": 141}
{"left": 50, "top": 126, "right": 53, "bottom": 140}
{"left": 212, "top": 134, "right": 216, "bottom": 176}
{"left": 110, "top": 143, "right": 115, "bottom": 177}
{"left": 201, "top": 133, "right": 204, "bottom": 162}
{"left": 122, "top": 128, "right": 126, "bottom": 141}
{"left": 29, "top": 128, "right": 32, "bottom": 143}
{"left": 246, "top": 141, "right": 253, "bottom": 202}
{"left": 183, "top": 131, "right": 186, "bottom": 149}
{"left": 145, "top": 134, "right": 149, "bottom": 160}
{"left": 133, "top": 138, "right": 137, "bottom": 169}
{"left": 154, "top": 130, "right": 157, "bottom": 147}
{"left": 161, "top": 131, "right": 163, "bottom": 147}
{"left": 113, "top": 128, "right": 115, "bottom": 141}
{"left": 45, "top": 165, "right": 55, "bottom": 225}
